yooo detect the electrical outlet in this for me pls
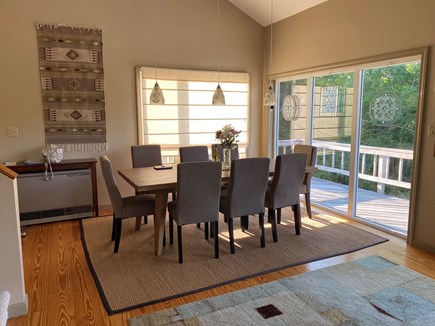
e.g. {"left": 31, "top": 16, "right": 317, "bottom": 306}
{"left": 429, "top": 125, "right": 435, "bottom": 137}
{"left": 6, "top": 126, "right": 19, "bottom": 137}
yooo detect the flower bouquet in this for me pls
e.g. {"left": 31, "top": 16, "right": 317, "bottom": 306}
{"left": 215, "top": 124, "right": 241, "bottom": 149}
{"left": 215, "top": 124, "right": 241, "bottom": 168}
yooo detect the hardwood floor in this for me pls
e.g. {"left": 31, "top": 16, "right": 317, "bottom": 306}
{"left": 8, "top": 210, "right": 435, "bottom": 326}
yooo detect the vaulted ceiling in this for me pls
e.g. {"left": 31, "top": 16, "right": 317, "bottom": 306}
{"left": 228, "top": 0, "right": 328, "bottom": 26}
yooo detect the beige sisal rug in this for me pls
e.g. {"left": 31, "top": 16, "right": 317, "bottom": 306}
{"left": 80, "top": 210, "right": 387, "bottom": 315}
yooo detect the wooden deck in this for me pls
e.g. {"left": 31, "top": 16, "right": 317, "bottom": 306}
{"left": 310, "top": 178, "right": 409, "bottom": 234}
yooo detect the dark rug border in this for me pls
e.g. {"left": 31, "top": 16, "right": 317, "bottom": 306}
{"left": 79, "top": 218, "right": 388, "bottom": 316}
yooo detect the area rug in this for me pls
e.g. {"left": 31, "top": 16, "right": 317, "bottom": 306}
{"left": 129, "top": 255, "right": 435, "bottom": 325}
{"left": 36, "top": 23, "right": 107, "bottom": 151}
{"left": 81, "top": 211, "right": 388, "bottom": 315}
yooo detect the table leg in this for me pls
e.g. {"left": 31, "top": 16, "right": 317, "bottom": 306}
{"left": 154, "top": 190, "right": 169, "bottom": 256}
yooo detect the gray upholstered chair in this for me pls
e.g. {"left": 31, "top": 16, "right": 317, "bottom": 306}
{"left": 179, "top": 146, "right": 209, "bottom": 162}
{"left": 131, "top": 145, "right": 162, "bottom": 224}
{"left": 219, "top": 158, "right": 270, "bottom": 254}
{"left": 211, "top": 143, "right": 240, "bottom": 161}
{"left": 179, "top": 145, "right": 211, "bottom": 231}
{"left": 265, "top": 153, "right": 307, "bottom": 241}
{"left": 100, "top": 155, "right": 155, "bottom": 253}
{"left": 131, "top": 144, "right": 162, "bottom": 168}
{"left": 293, "top": 144, "right": 318, "bottom": 219}
{"left": 168, "top": 161, "right": 222, "bottom": 263}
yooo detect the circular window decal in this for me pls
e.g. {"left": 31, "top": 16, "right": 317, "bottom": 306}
{"left": 369, "top": 91, "right": 401, "bottom": 125}
{"left": 281, "top": 95, "right": 300, "bottom": 121}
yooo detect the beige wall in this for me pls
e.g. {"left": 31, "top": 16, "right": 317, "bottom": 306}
{"left": 265, "top": 0, "right": 435, "bottom": 252}
{"left": 0, "top": 0, "right": 264, "bottom": 206}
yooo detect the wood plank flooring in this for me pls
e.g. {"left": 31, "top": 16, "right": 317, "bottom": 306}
{"left": 8, "top": 209, "right": 435, "bottom": 326}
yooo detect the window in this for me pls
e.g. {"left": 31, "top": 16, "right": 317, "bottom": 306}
{"left": 136, "top": 67, "right": 249, "bottom": 163}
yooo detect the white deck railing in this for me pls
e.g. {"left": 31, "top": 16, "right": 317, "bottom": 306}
{"left": 278, "top": 140, "right": 413, "bottom": 193}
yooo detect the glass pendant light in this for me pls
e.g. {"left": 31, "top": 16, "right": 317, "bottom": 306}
{"left": 213, "top": 0, "right": 225, "bottom": 105}
{"left": 150, "top": 67, "right": 165, "bottom": 105}
{"left": 213, "top": 71, "right": 225, "bottom": 105}
{"left": 264, "top": 83, "right": 276, "bottom": 107}
{"left": 263, "top": 0, "right": 276, "bottom": 109}
{"left": 149, "top": 0, "right": 165, "bottom": 105}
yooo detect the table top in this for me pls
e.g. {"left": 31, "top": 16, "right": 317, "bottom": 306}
{"left": 118, "top": 160, "right": 318, "bottom": 193}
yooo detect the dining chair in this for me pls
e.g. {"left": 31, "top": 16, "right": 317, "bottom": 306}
{"left": 293, "top": 144, "right": 318, "bottom": 219}
{"left": 130, "top": 145, "right": 162, "bottom": 224}
{"left": 179, "top": 146, "right": 209, "bottom": 162}
{"left": 211, "top": 143, "right": 239, "bottom": 161}
{"left": 265, "top": 153, "right": 307, "bottom": 241}
{"left": 100, "top": 155, "right": 155, "bottom": 253}
{"left": 219, "top": 158, "right": 270, "bottom": 254}
{"left": 131, "top": 144, "right": 162, "bottom": 167}
{"left": 168, "top": 161, "right": 222, "bottom": 263}
{"left": 179, "top": 145, "right": 211, "bottom": 231}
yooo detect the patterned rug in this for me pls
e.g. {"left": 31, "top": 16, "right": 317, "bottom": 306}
{"left": 129, "top": 255, "right": 435, "bottom": 325}
{"left": 36, "top": 24, "right": 106, "bottom": 152}
{"left": 81, "top": 211, "right": 387, "bottom": 315}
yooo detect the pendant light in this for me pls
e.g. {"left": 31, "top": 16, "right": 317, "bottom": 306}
{"left": 212, "top": 0, "right": 225, "bottom": 105}
{"left": 150, "top": 68, "right": 165, "bottom": 105}
{"left": 263, "top": 0, "right": 276, "bottom": 109}
{"left": 149, "top": 0, "right": 165, "bottom": 105}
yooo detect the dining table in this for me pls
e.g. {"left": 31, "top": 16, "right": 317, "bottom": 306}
{"left": 118, "top": 159, "right": 318, "bottom": 256}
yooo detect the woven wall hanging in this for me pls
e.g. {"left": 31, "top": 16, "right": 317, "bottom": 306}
{"left": 36, "top": 23, "right": 107, "bottom": 152}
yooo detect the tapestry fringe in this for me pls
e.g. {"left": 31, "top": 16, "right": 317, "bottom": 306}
{"left": 36, "top": 23, "right": 102, "bottom": 33}
{"left": 53, "top": 143, "right": 108, "bottom": 153}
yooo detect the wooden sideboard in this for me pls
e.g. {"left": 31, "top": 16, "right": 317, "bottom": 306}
{"left": 9, "top": 158, "right": 99, "bottom": 224}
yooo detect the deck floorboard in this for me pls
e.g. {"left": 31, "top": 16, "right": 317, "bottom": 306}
{"left": 310, "top": 178, "right": 409, "bottom": 234}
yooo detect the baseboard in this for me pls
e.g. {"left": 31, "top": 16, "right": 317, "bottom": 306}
{"left": 412, "top": 239, "right": 435, "bottom": 254}
{"left": 98, "top": 204, "right": 112, "bottom": 213}
{"left": 8, "top": 294, "right": 28, "bottom": 318}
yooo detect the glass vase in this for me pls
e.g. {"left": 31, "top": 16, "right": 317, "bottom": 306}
{"left": 223, "top": 147, "right": 231, "bottom": 169}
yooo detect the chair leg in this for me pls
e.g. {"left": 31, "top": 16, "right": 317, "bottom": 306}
{"left": 169, "top": 215, "right": 174, "bottom": 245}
{"left": 114, "top": 219, "right": 122, "bottom": 253}
{"left": 228, "top": 216, "right": 235, "bottom": 254}
{"left": 259, "top": 213, "right": 265, "bottom": 248}
{"left": 294, "top": 204, "right": 302, "bottom": 235}
{"left": 277, "top": 208, "right": 282, "bottom": 224}
{"left": 143, "top": 215, "right": 148, "bottom": 224}
{"left": 197, "top": 223, "right": 200, "bottom": 228}
{"left": 111, "top": 213, "right": 116, "bottom": 241}
{"left": 205, "top": 222, "right": 209, "bottom": 240}
{"left": 210, "top": 221, "right": 215, "bottom": 238}
{"left": 270, "top": 209, "right": 278, "bottom": 242}
{"left": 214, "top": 221, "right": 219, "bottom": 259}
{"left": 177, "top": 224, "right": 183, "bottom": 263}
{"left": 135, "top": 216, "right": 142, "bottom": 231}
{"left": 241, "top": 215, "right": 249, "bottom": 232}
{"left": 305, "top": 192, "right": 312, "bottom": 219}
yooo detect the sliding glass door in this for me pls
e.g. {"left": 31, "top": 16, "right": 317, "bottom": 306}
{"left": 273, "top": 51, "right": 425, "bottom": 237}
{"left": 356, "top": 62, "right": 421, "bottom": 233}
{"left": 312, "top": 72, "right": 354, "bottom": 215}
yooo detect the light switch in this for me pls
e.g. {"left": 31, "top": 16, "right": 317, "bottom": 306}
{"left": 6, "top": 126, "right": 19, "bottom": 137}
{"left": 429, "top": 125, "right": 435, "bottom": 137}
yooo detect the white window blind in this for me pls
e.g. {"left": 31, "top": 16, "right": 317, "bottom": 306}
{"left": 136, "top": 67, "right": 249, "bottom": 162}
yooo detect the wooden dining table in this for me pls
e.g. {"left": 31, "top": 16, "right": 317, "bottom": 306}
{"left": 118, "top": 160, "right": 318, "bottom": 256}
